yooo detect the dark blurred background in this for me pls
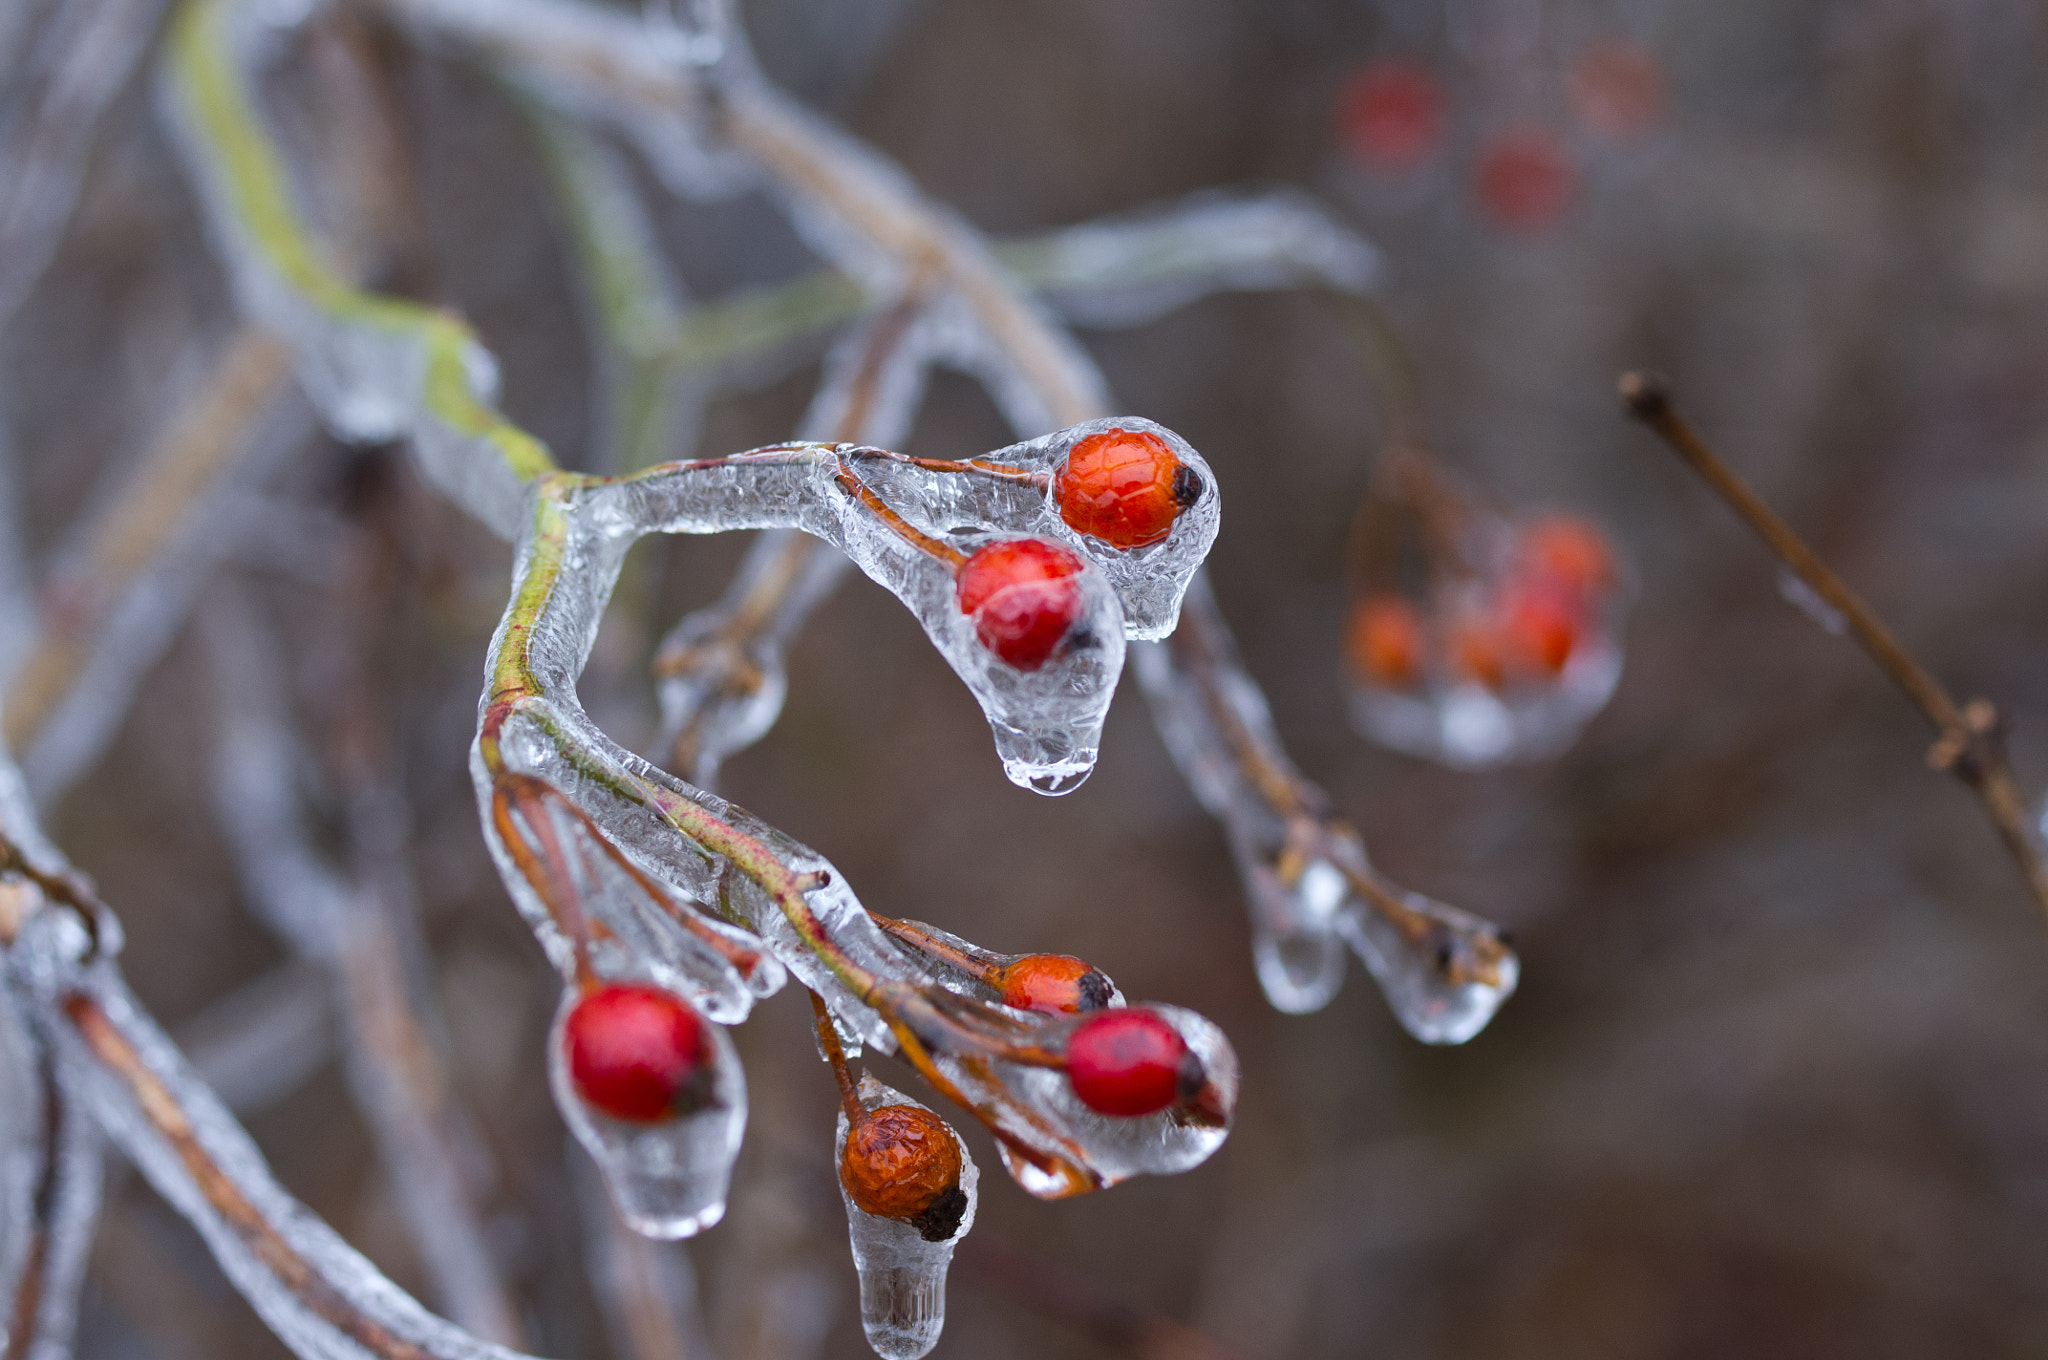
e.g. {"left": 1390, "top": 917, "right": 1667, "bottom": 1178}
{"left": 13, "top": 0, "right": 2048, "bottom": 1356}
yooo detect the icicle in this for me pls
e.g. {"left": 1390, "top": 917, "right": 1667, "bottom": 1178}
{"left": 1336, "top": 892, "right": 1517, "bottom": 1046}
{"left": 835, "top": 1074, "right": 978, "bottom": 1360}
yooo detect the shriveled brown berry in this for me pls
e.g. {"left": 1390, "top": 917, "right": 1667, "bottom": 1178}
{"left": 994, "top": 954, "right": 1114, "bottom": 1015}
{"left": 841, "top": 1104, "right": 966, "bottom": 1241}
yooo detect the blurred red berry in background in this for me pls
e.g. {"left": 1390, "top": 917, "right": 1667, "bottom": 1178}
{"left": 1475, "top": 127, "right": 1575, "bottom": 233}
{"left": 1339, "top": 60, "right": 1445, "bottom": 173}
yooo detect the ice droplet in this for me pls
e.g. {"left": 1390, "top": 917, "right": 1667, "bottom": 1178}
{"left": 549, "top": 985, "right": 747, "bottom": 1239}
{"left": 835, "top": 1074, "right": 978, "bottom": 1360}
{"left": 1242, "top": 849, "right": 1348, "bottom": 1015}
{"left": 1337, "top": 892, "right": 1517, "bottom": 1044}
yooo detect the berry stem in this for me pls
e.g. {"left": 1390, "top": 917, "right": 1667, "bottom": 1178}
{"left": 1620, "top": 371, "right": 2048, "bottom": 928}
{"left": 869, "top": 912, "right": 1001, "bottom": 985}
{"left": 810, "top": 989, "right": 866, "bottom": 1125}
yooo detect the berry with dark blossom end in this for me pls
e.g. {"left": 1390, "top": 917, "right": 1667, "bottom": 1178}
{"left": 841, "top": 1104, "right": 968, "bottom": 1242}
{"left": 565, "top": 983, "right": 715, "bottom": 1123}
{"left": 1347, "top": 593, "right": 1427, "bottom": 689}
{"left": 956, "top": 539, "right": 1086, "bottom": 671}
{"left": 1054, "top": 427, "right": 1203, "bottom": 549}
{"left": 1066, "top": 1009, "right": 1204, "bottom": 1118}
{"left": 994, "top": 954, "right": 1114, "bottom": 1015}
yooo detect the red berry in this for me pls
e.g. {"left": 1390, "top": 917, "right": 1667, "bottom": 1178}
{"left": 1066, "top": 1009, "right": 1200, "bottom": 1118}
{"left": 1475, "top": 128, "right": 1575, "bottom": 233}
{"left": 1569, "top": 39, "right": 1664, "bottom": 141}
{"left": 994, "top": 954, "right": 1114, "bottom": 1015}
{"left": 956, "top": 539, "right": 1086, "bottom": 671}
{"left": 1347, "top": 594, "right": 1427, "bottom": 689}
{"left": 1338, "top": 60, "right": 1445, "bottom": 172}
{"left": 1499, "top": 584, "right": 1583, "bottom": 678}
{"left": 1054, "top": 427, "right": 1201, "bottom": 550}
{"left": 1519, "top": 515, "right": 1614, "bottom": 600}
{"left": 565, "top": 984, "right": 713, "bottom": 1123}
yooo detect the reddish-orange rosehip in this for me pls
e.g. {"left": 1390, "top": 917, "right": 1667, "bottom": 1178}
{"left": 565, "top": 984, "right": 714, "bottom": 1123}
{"left": 1338, "top": 60, "right": 1445, "bottom": 172}
{"left": 1569, "top": 39, "right": 1665, "bottom": 141}
{"left": 1475, "top": 128, "right": 1575, "bottom": 233}
{"left": 1519, "top": 515, "right": 1614, "bottom": 600}
{"left": 1499, "top": 585, "right": 1582, "bottom": 677}
{"left": 993, "top": 954, "right": 1114, "bottom": 1015}
{"left": 1066, "top": 1009, "right": 1202, "bottom": 1118}
{"left": 1446, "top": 613, "right": 1508, "bottom": 691}
{"left": 841, "top": 1104, "right": 968, "bottom": 1241}
{"left": 1054, "top": 427, "right": 1203, "bottom": 550}
{"left": 1347, "top": 594, "right": 1427, "bottom": 689}
{"left": 956, "top": 539, "right": 1086, "bottom": 671}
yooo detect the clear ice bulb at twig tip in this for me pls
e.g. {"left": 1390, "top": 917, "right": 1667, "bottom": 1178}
{"left": 549, "top": 983, "right": 747, "bottom": 1238}
{"left": 1245, "top": 851, "right": 1349, "bottom": 1015}
{"left": 1338, "top": 892, "right": 1518, "bottom": 1044}
{"left": 837, "top": 1074, "right": 978, "bottom": 1360}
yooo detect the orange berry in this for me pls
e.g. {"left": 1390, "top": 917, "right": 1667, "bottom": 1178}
{"left": 1446, "top": 613, "right": 1508, "bottom": 691}
{"left": 1569, "top": 39, "right": 1665, "bottom": 141}
{"left": 1520, "top": 515, "right": 1614, "bottom": 599}
{"left": 1499, "top": 585, "right": 1582, "bottom": 678}
{"left": 840, "top": 1104, "right": 967, "bottom": 1241}
{"left": 1338, "top": 60, "right": 1445, "bottom": 172}
{"left": 1347, "top": 594, "right": 1426, "bottom": 689}
{"left": 1054, "top": 427, "right": 1203, "bottom": 550}
{"left": 994, "top": 954, "right": 1113, "bottom": 1015}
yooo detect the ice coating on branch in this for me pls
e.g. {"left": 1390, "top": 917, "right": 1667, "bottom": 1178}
{"left": 46, "top": 968, "right": 543, "bottom": 1360}
{"left": 0, "top": 978, "right": 104, "bottom": 1360}
{"left": 1009, "top": 187, "right": 1384, "bottom": 329}
{"left": 1345, "top": 509, "right": 1627, "bottom": 769}
{"left": 835, "top": 1074, "right": 978, "bottom": 1360}
{"left": 549, "top": 983, "right": 746, "bottom": 1238}
{"left": 162, "top": 0, "right": 554, "bottom": 538}
{"left": 1777, "top": 565, "right": 1849, "bottom": 635}
{"left": 1337, "top": 892, "right": 1518, "bottom": 1046}
{"left": 1133, "top": 579, "right": 1518, "bottom": 1039}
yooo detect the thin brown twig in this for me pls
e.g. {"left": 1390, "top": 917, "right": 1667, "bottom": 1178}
{"left": 808, "top": 988, "right": 864, "bottom": 1125}
{"left": 1619, "top": 370, "right": 2048, "bottom": 925}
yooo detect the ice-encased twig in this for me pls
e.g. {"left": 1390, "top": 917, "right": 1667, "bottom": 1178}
{"left": 162, "top": 0, "right": 555, "bottom": 538}
{"left": 0, "top": 965, "right": 103, "bottom": 1360}
{"left": 203, "top": 594, "right": 527, "bottom": 1344}
{"left": 416, "top": 0, "right": 1513, "bottom": 1037}
{"left": 654, "top": 296, "right": 934, "bottom": 786}
{"left": 0, "top": 0, "right": 170, "bottom": 330}
{"left": 0, "top": 755, "right": 551, "bottom": 1360}
{"left": 1134, "top": 580, "right": 1518, "bottom": 1043}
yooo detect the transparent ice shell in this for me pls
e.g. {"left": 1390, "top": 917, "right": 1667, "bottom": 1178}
{"left": 1337, "top": 892, "right": 1518, "bottom": 1045}
{"left": 548, "top": 983, "right": 747, "bottom": 1239}
{"left": 834, "top": 1074, "right": 979, "bottom": 1360}
{"left": 1345, "top": 511, "right": 1628, "bottom": 769}
{"left": 937, "top": 1003, "right": 1237, "bottom": 1199}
